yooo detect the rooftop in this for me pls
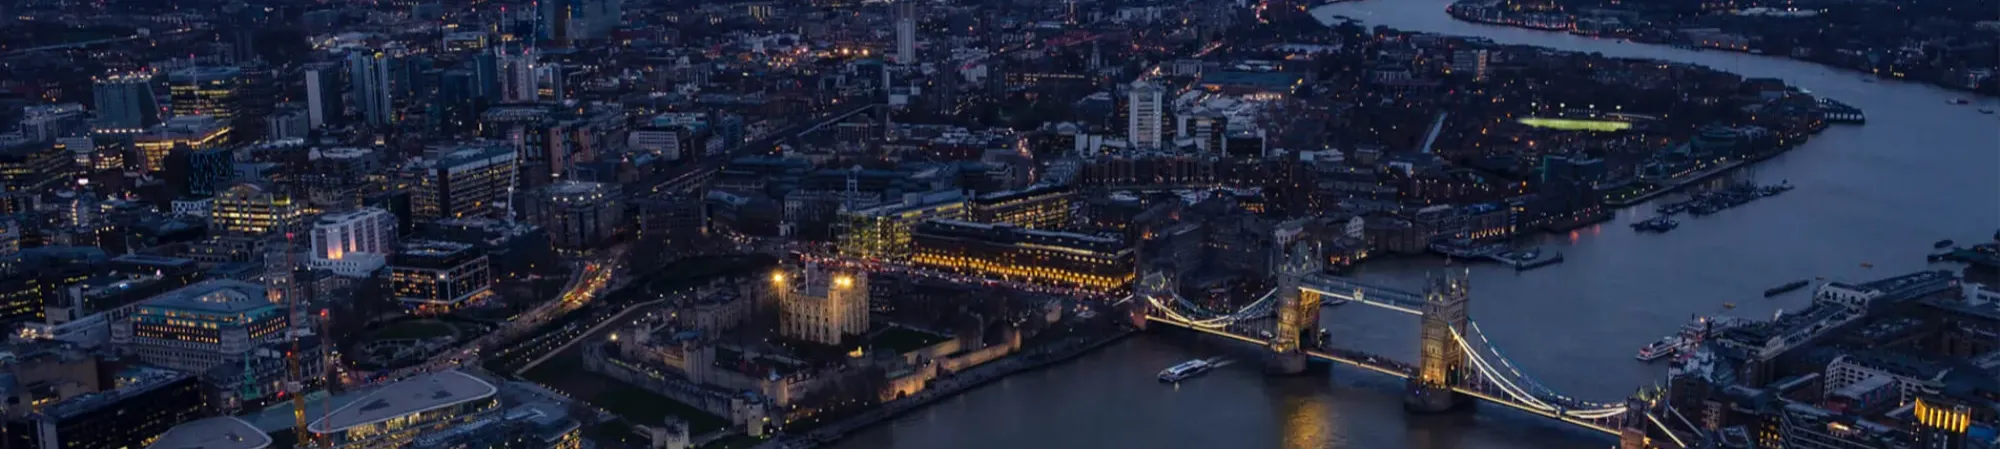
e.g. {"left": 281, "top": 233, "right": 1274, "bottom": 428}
{"left": 146, "top": 417, "right": 272, "bottom": 449}
{"left": 307, "top": 370, "right": 498, "bottom": 434}
{"left": 922, "top": 219, "right": 1124, "bottom": 245}
{"left": 401, "top": 240, "right": 476, "bottom": 257}
{"left": 144, "top": 280, "right": 273, "bottom": 314}
{"left": 168, "top": 66, "right": 243, "bottom": 81}
{"left": 1855, "top": 269, "right": 1956, "bottom": 299}
{"left": 41, "top": 367, "right": 184, "bottom": 419}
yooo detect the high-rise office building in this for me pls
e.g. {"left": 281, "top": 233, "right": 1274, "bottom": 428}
{"left": 230, "top": 62, "right": 279, "bottom": 141}
{"left": 303, "top": 62, "right": 346, "bottom": 128}
{"left": 167, "top": 66, "right": 243, "bottom": 120}
{"left": 301, "top": 147, "right": 380, "bottom": 212}
{"left": 91, "top": 74, "right": 159, "bottom": 133}
{"left": 265, "top": 105, "right": 309, "bottom": 140}
{"left": 407, "top": 144, "right": 518, "bottom": 221}
{"left": 894, "top": 1, "right": 916, "bottom": 65}
{"left": 111, "top": 280, "right": 288, "bottom": 373}
{"left": 523, "top": 181, "right": 621, "bottom": 256}
{"left": 1125, "top": 81, "right": 1165, "bottom": 149}
{"left": 435, "top": 69, "right": 479, "bottom": 134}
{"left": 389, "top": 241, "right": 492, "bottom": 312}
{"left": 498, "top": 50, "right": 538, "bottom": 103}
{"left": 209, "top": 183, "right": 304, "bottom": 236}
{"left": 160, "top": 146, "right": 234, "bottom": 197}
{"left": 472, "top": 52, "right": 501, "bottom": 102}
{"left": 0, "top": 140, "right": 73, "bottom": 194}
{"left": 18, "top": 104, "right": 90, "bottom": 142}
{"left": 134, "top": 115, "right": 231, "bottom": 173}
{"left": 538, "top": 0, "right": 621, "bottom": 46}
{"left": 348, "top": 51, "right": 394, "bottom": 127}
{"left": 535, "top": 62, "right": 566, "bottom": 102}
{"left": 309, "top": 208, "right": 396, "bottom": 277}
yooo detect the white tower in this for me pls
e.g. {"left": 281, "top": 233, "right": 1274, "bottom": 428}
{"left": 1126, "top": 81, "right": 1165, "bottom": 149}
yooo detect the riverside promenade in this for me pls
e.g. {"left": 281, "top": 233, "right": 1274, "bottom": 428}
{"left": 746, "top": 328, "right": 1136, "bottom": 449}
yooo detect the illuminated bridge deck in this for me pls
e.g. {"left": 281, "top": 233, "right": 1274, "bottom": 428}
{"left": 1149, "top": 317, "right": 1620, "bottom": 436}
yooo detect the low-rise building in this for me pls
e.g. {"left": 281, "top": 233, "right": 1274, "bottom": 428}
{"left": 145, "top": 417, "right": 272, "bottom": 449}
{"left": 306, "top": 370, "right": 501, "bottom": 449}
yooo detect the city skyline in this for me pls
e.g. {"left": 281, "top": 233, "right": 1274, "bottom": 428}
{"left": 0, "top": 0, "right": 1994, "bottom": 448}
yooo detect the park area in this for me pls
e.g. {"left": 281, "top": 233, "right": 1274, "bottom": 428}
{"left": 523, "top": 352, "right": 728, "bottom": 434}
{"left": 348, "top": 319, "right": 468, "bottom": 370}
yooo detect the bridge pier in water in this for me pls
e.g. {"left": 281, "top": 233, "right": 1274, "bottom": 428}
{"left": 1265, "top": 242, "right": 1323, "bottom": 375}
{"left": 1405, "top": 270, "right": 1471, "bottom": 413}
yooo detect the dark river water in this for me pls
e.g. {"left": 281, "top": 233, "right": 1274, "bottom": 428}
{"left": 829, "top": 1, "right": 2000, "bottom": 447}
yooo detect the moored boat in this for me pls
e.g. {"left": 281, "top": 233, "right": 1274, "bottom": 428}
{"left": 1637, "top": 337, "right": 1681, "bottom": 361}
{"left": 1764, "top": 280, "right": 1810, "bottom": 297}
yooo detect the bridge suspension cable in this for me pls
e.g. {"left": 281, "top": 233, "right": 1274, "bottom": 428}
{"left": 1142, "top": 287, "right": 1278, "bottom": 329}
{"left": 1449, "top": 325, "right": 1558, "bottom": 410}
{"left": 1449, "top": 325, "right": 1630, "bottom": 419}
{"left": 1466, "top": 321, "right": 1626, "bottom": 410}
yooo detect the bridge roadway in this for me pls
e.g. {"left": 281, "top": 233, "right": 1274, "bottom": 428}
{"left": 1148, "top": 316, "right": 1621, "bottom": 436}
{"left": 1302, "top": 275, "right": 1427, "bottom": 315}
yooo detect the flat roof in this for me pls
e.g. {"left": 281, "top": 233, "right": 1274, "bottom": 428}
{"left": 147, "top": 417, "right": 272, "bottom": 449}
{"left": 307, "top": 370, "right": 498, "bottom": 434}
{"left": 145, "top": 280, "right": 273, "bottom": 314}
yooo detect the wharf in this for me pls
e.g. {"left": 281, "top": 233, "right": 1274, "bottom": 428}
{"left": 1491, "top": 249, "right": 1565, "bottom": 270}
{"left": 1428, "top": 242, "right": 1563, "bottom": 270}
{"left": 1931, "top": 245, "right": 2000, "bottom": 269}
{"left": 1817, "top": 97, "right": 1866, "bottom": 124}
{"left": 1605, "top": 160, "right": 1747, "bottom": 207}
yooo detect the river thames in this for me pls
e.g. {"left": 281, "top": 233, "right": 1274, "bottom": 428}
{"left": 829, "top": 0, "right": 2000, "bottom": 447}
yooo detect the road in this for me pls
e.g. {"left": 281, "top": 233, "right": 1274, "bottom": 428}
{"left": 0, "top": 27, "right": 204, "bottom": 56}
{"left": 646, "top": 103, "right": 885, "bottom": 195}
{"left": 346, "top": 247, "right": 626, "bottom": 386}
{"left": 799, "top": 253, "right": 1122, "bottom": 301}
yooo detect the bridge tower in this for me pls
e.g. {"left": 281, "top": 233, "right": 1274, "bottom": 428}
{"left": 1618, "top": 397, "right": 1654, "bottom": 449}
{"left": 1129, "top": 269, "right": 1174, "bottom": 330}
{"left": 1406, "top": 269, "right": 1470, "bottom": 412}
{"left": 1266, "top": 241, "right": 1322, "bottom": 374}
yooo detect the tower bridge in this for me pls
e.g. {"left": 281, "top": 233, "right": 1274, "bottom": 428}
{"left": 1130, "top": 242, "right": 1697, "bottom": 448}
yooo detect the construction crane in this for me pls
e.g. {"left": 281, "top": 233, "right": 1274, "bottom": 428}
{"left": 266, "top": 223, "right": 313, "bottom": 447}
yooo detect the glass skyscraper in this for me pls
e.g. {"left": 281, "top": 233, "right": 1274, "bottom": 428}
{"left": 91, "top": 73, "right": 159, "bottom": 132}
{"left": 167, "top": 66, "right": 243, "bottom": 120}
